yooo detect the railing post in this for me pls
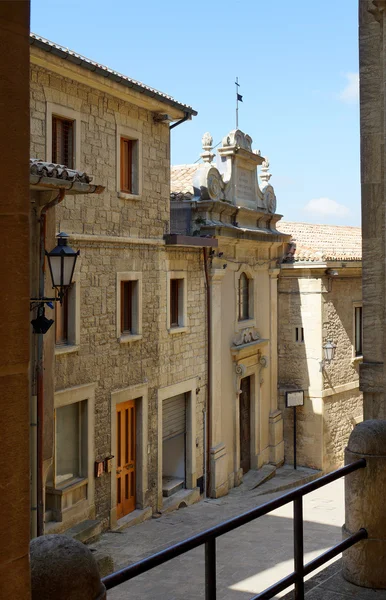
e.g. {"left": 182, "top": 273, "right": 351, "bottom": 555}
{"left": 293, "top": 497, "right": 304, "bottom": 599}
{"left": 205, "top": 538, "right": 216, "bottom": 600}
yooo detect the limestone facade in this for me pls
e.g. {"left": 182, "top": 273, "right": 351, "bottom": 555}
{"left": 278, "top": 222, "right": 363, "bottom": 471}
{"left": 29, "top": 34, "right": 210, "bottom": 534}
{"left": 171, "top": 131, "right": 289, "bottom": 497}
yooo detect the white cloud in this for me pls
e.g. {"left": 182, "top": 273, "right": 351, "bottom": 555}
{"left": 304, "top": 197, "right": 350, "bottom": 217}
{"left": 339, "top": 72, "right": 359, "bottom": 104}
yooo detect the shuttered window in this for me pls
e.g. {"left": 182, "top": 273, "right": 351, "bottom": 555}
{"left": 162, "top": 394, "right": 186, "bottom": 441}
{"left": 355, "top": 306, "right": 363, "bottom": 357}
{"left": 52, "top": 116, "right": 74, "bottom": 168}
{"left": 170, "top": 279, "right": 180, "bottom": 327}
{"left": 120, "top": 137, "right": 133, "bottom": 193}
{"left": 238, "top": 273, "right": 249, "bottom": 321}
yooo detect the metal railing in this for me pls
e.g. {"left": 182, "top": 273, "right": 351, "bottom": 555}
{"left": 102, "top": 459, "right": 367, "bottom": 599}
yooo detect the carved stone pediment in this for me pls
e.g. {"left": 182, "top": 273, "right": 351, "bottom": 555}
{"left": 233, "top": 327, "right": 261, "bottom": 347}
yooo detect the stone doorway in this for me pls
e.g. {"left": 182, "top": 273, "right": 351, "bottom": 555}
{"left": 240, "top": 376, "right": 251, "bottom": 474}
{"left": 116, "top": 399, "right": 136, "bottom": 519}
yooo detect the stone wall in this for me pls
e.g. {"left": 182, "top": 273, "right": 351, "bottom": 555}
{"left": 323, "top": 389, "right": 363, "bottom": 471}
{"left": 29, "top": 53, "right": 207, "bottom": 529}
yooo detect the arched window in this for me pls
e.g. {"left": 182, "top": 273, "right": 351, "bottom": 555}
{"left": 238, "top": 273, "right": 249, "bottom": 321}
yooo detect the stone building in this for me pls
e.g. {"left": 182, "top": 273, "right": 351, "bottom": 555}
{"left": 171, "top": 131, "right": 289, "bottom": 497}
{"left": 277, "top": 222, "right": 363, "bottom": 471}
{"left": 29, "top": 33, "right": 216, "bottom": 537}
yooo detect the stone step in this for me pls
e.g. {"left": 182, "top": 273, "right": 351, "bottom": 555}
{"left": 63, "top": 519, "right": 102, "bottom": 545}
{"left": 161, "top": 487, "right": 200, "bottom": 515}
{"left": 112, "top": 506, "right": 152, "bottom": 532}
{"left": 162, "top": 476, "right": 185, "bottom": 498}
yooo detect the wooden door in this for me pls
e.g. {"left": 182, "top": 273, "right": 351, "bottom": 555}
{"left": 116, "top": 399, "right": 136, "bottom": 519}
{"left": 239, "top": 376, "right": 251, "bottom": 474}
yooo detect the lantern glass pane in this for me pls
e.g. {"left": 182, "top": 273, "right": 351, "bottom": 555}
{"left": 48, "top": 256, "right": 62, "bottom": 287}
{"left": 63, "top": 255, "right": 77, "bottom": 287}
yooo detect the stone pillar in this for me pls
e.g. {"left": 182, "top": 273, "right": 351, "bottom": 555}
{"left": 30, "top": 535, "right": 106, "bottom": 599}
{"left": 209, "top": 268, "right": 228, "bottom": 498}
{"left": 342, "top": 420, "right": 386, "bottom": 588}
{"left": 268, "top": 268, "right": 284, "bottom": 465}
{"left": 0, "top": 2, "right": 31, "bottom": 599}
{"left": 359, "top": 0, "right": 386, "bottom": 419}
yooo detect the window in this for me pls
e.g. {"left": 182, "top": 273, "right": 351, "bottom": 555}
{"left": 52, "top": 115, "right": 74, "bottom": 168}
{"left": 295, "top": 327, "right": 304, "bottom": 343}
{"left": 55, "top": 400, "right": 87, "bottom": 486}
{"left": 354, "top": 305, "right": 363, "bottom": 357}
{"left": 238, "top": 273, "right": 249, "bottom": 321}
{"left": 120, "top": 137, "right": 134, "bottom": 193}
{"left": 170, "top": 278, "right": 183, "bottom": 328}
{"left": 167, "top": 272, "right": 187, "bottom": 333}
{"left": 54, "top": 281, "right": 79, "bottom": 353}
{"left": 116, "top": 125, "right": 142, "bottom": 198}
{"left": 117, "top": 273, "right": 142, "bottom": 342}
{"left": 121, "top": 280, "right": 136, "bottom": 334}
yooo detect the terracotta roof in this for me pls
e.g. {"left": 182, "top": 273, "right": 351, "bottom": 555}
{"left": 278, "top": 221, "right": 362, "bottom": 262}
{"left": 171, "top": 164, "right": 199, "bottom": 197}
{"left": 30, "top": 159, "right": 92, "bottom": 183}
{"left": 30, "top": 33, "right": 197, "bottom": 117}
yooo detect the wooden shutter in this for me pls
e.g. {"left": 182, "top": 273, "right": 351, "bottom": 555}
{"left": 163, "top": 394, "right": 186, "bottom": 441}
{"left": 55, "top": 291, "right": 69, "bottom": 345}
{"left": 52, "top": 116, "right": 74, "bottom": 168}
{"left": 120, "top": 137, "right": 133, "bottom": 193}
{"left": 238, "top": 273, "right": 249, "bottom": 321}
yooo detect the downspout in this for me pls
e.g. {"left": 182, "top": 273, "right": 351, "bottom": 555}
{"left": 169, "top": 112, "right": 191, "bottom": 130}
{"left": 36, "top": 188, "right": 66, "bottom": 537}
{"left": 203, "top": 248, "right": 211, "bottom": 497}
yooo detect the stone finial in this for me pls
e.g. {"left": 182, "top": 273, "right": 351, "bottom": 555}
{"left": 260, "top": 157, "right": 272, "bottom": 185}
{"left": 201, "top": 132, "right": 215, "bottom": 163}
{"left": 30, "top": 534, "right": 106, "bottom": 600}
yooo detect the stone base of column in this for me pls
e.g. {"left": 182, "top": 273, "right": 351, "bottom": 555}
{"left": 209, "top": 442, "right": 229, "bottom": 498}
{"left": 269, "top": 410, "right": 284, "bottom": 465}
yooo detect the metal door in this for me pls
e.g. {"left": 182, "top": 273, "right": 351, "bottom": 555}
{"left": 239, "top": 376, "right": 251, "bottom": 474}
{"left": 116, "top": 399, "right": 136, "bottom": 519}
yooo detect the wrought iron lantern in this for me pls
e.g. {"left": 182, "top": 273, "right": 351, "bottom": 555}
{"left": 46, "top": 232, "right": 79, "bottom": 304}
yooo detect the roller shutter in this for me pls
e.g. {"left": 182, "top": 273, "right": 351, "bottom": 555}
{"left": 163, "top": 393, "right": 186, "bottom": 441}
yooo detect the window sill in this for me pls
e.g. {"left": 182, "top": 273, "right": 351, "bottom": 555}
{"left": 118, "top": 191, "right": 141, "bottom": 201}
{"left": 119, "top": 333, "right": 142, "bottom": 344}
{"left": 168, "top": 326, "right": 188, "bottom": 335}
{"left": 351, "top": 355, "right": 363, "bottom": 365}
{"left": 55, "top": 344, "right": 79, "bottom": 356}
{"left": 48, "top": 477, "right": 88, "bottom": 494}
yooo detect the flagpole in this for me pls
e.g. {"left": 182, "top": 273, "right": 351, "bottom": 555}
{"left": 235, "top": 77, "right": 239, "bottom": 129}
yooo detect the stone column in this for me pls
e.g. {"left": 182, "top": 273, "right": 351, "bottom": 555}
{"left": 268, "top": 268, "right": 284, "bottom": 465}
{"left": 343, "top": 420, "right": 386, "bottom": 588}
{"left": 209, "top": 268, "right": 228, "bottom": 498}
{"left": 359, "top": 0, "right": 386, "bottom": 419}
{"left": 0, "top": 2, "right": 31, "bottom": 599}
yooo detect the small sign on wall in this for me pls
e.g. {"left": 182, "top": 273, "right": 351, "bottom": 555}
{"left": 285, "top": 390, "right": 304, "bottom": 408}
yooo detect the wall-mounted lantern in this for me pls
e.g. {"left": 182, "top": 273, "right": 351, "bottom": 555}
{"left": 46, "top": 232, "right": 79, "bottom": 305}
{"left": 321, "top": 339, "right": 337, "bottom": 370}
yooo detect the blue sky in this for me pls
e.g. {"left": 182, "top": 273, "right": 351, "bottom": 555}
{"left": 31, "top": 0, "right": 360, "bottom": 226}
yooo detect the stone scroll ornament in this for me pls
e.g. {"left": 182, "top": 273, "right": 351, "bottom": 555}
{"left": 233, "top": 327, "right": 260, "bottom": 347}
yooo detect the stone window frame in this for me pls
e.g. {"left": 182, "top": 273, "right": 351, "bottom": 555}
{"left": 116, "top": 124, "right": 142, "bottom": 201}
{"left": 46, "top": 102, "right": 81, "bottom": 168}
{"left": 54, "top": 272, "right": 80, "bottom": 356}
{"left": 157, "top": 378, "right": 197, "bottom": 510}
{"left": 116, "top": 272, "right": 143, "bottom": 343}
{"left": 234, "top": 267, "right": 255, "bottom": 331}
{"left": 47, "top": 383, "right": 96, "bottom": 526}
{"left": 166, "top": 271, "right": 188, "bottom": 334}
{"left": 352, "top": 301, "right": 363, "bottom": 361}
{"left": 110, "top": 383, "right": 149, "bottom": 529}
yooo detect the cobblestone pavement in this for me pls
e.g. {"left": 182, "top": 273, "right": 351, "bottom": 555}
{"left": 94, "top": 474, "right": 350, "bottom": 599}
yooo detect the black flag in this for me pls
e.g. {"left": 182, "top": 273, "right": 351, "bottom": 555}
{"left": 237, "top": 93, "right": 243, "bottom": 102}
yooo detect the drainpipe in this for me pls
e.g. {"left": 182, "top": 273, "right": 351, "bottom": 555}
{"left": 169, "top": 112, "right": 191, "bottom": 130}
{"left": 36, "top": 188, "right": 66, "bottom": 537}
{"left": 203, "top": 248, "right": 211, "bottom": 497}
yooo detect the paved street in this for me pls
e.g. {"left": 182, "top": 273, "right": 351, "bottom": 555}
{"left": 94, "top": 469, "right": 354, "bottom": 599}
